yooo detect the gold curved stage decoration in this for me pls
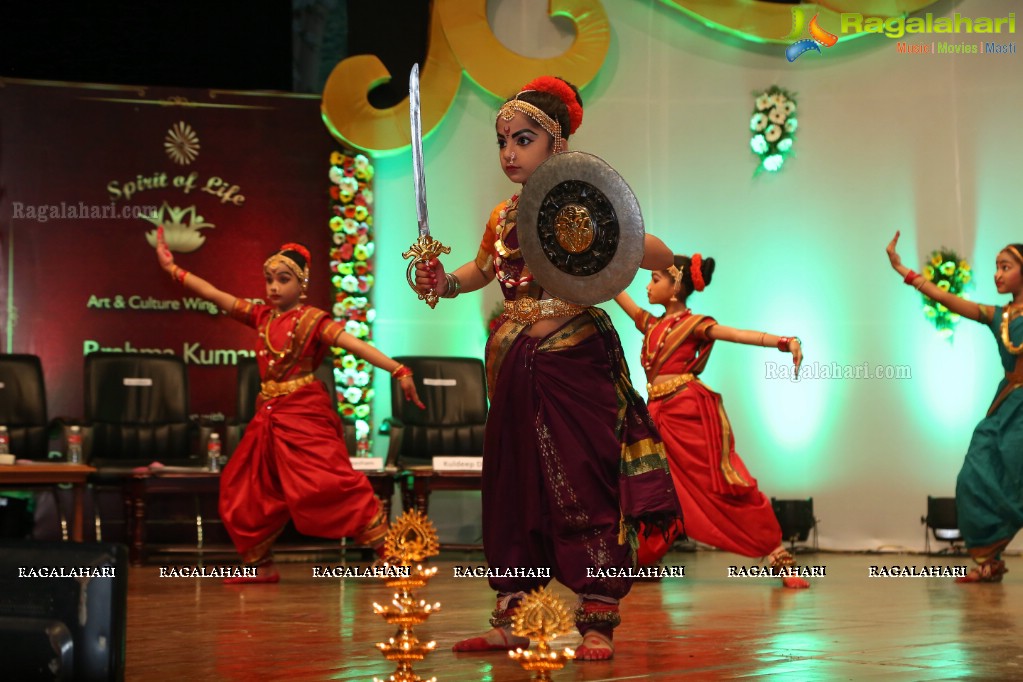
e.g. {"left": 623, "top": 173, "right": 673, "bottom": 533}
{"left": 436, "top": 0, "right": 609, "bottom": 99}
{"left": 658, "top": 0, "right": 944, "bottom": 44}
{"left": 321, "top": 0, "right": 610, "bottom": 154}
{"left": 321, "top": 8, "right": 461, "bottom": 156}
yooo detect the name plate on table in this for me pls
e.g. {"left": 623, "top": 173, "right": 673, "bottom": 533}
{"left": 432, "top": 456, "right": 483, "bottom": 472}
{"left": 351, "top": 457, "right": 384, "bottom": 471}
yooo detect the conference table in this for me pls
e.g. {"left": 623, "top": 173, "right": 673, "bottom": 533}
{"left": 124, "top": 466, "right": 398, "bottom": 565}
{"left": 0, "top": 462, "right": 96, "bottom": 541}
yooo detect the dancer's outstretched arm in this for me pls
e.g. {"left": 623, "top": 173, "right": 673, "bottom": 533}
{"left": 887, "top": 230, "right": 984, "bottom": 322}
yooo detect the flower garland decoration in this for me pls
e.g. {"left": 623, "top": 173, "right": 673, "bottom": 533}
{"left": 749, "top": 86, "right": 797, "bottom": 174}
{"left": 328, "top": 150, "right": 376, "bottom": 453}
{"left": 920, "top": 248, "right": 972, "bottom": 341}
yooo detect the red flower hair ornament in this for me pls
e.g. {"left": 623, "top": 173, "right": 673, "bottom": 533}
{"left": 279, "top": 242, "right": 311, "bottom": 262}
{"left": 521, "top": 76, "right": 583, "bottom": 135}
{"left": 690, "top": 253, "right": 706, "bottom": 292}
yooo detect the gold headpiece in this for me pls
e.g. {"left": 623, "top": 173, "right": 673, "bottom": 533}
{"left": 498, "top": 95, "right": 563, "bottom": 153}
{"left": 264, "top": 253, "right": 310, "bottom": 300}
{"left": 1005, "top": 245, "right": 1023, "bottom": 266}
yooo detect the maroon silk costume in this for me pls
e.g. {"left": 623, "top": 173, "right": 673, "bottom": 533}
{"left": 219, "top": 300, "right": 380, "bottom": 563}
{"left": 630, "top": 308, "right": 783, "bottom": 565}
{"left": 477, "top": 197, "right": 681, "bottom": 612}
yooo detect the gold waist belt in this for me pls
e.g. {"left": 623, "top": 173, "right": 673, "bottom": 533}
{"left": 647, "top": 373, "right": 695, "bottom": 400}
{"left": 503, "top": 297, "right": 587, "bottom": 326}
{"left": 261, "top": 373, "right": 315, "bottom": 398}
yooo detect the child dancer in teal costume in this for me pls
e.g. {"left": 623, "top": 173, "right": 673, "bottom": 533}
{"left": 887, "top": 231, "right": 1023, "bottom": 582}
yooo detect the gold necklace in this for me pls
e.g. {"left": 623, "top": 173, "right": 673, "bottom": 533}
{"left": 1000, "top": 304, "right": 1023, "bottom": 355}
{"left": 642, "top": 309, "right": 691, "bottom": 371}
{"left": 494, "top": 195, "right": 521, "bottom": 259}
{"left": 262, "top": 308, "right": 300, "bottom": 360}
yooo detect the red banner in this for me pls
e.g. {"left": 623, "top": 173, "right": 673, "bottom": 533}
{"left": 0, "top": 80, "right": 336, "bottom": 420}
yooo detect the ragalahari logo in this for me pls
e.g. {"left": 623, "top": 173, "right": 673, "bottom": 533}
{"left": 783, "top": 7, "right": 838, "bottom": 61}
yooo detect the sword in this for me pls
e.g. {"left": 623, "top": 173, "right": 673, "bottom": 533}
{"left": 402, "top": 63, "right": 450, "bottom": 309}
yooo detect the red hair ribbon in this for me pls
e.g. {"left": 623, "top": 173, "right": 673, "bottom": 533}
{"left": 522, "top": 76, "right": 583, "bottom": 135}
{"left": 690, "top": 253, "right": 705, "bottom": 292}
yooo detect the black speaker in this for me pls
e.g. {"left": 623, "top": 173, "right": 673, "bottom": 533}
{"left": 771, "top": 497, "right": 816, "bottom": 543}
{"left": 0, "top": 541, "right": 128, "bottom": 681}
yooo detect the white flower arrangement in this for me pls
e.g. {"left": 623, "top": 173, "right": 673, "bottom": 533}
{"left": 750, "top": 86, "right": 797, "bottom": 174}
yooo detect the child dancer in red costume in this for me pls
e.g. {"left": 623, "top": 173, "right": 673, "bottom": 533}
{"left": 614, "top": 252, "right": 810, "bottom": 589}
{"left": 155, "top": 228, "right": 423, "bottom": 582}
{"left": 414, "top": 76, "right": 680, "bottom": 661}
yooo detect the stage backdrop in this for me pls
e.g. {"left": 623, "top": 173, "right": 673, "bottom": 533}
{"left": 0, "top": 81, "right": 335, "bottom": 420}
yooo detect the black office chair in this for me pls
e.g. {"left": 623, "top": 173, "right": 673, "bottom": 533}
{"left": 383, "top": 356, "right": 488, "bottom": 467}
{"left": 83, "top": 352, "right": 196, "bottom": 467}
{"left": 82, "top": 352, "right": 205, "bottom": 547}
{"left": 382, "top": 357, "right": 487, "bottom": 547}
{"left": 0, "top": 354, "right": 51, "bottom": 460}
{"left": 0, "top": 354, "right": 66, "bottom": 540}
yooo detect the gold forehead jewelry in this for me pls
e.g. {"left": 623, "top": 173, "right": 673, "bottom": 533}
{"left": 498, "top": 97, "right": 563, "bottom": 153}
{"left": 264, "top": 254, "right": 310, "bottom": 298}
{"left": 264, "top": 254, "right": 307, "bottom": 281}
{"left": 1006, "top": 245, "right": 1023, "bottom": 265}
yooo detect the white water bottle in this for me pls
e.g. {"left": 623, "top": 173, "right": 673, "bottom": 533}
{"left": 0, "top": 426, "right": 9, "bottom": 455}
{"left": 207, "top": 433, "right": 222, "bottom": 473}
{"left": 67, "top": 425, "right": 83, "bottom": 464}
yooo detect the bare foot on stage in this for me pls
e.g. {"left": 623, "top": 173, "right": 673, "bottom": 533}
{"left": 223, "top": 561, "right": 280, "bottom": 584}
{"left": 452, "top": 627, "right": 529, "bottom": 652}
{"left": 955, "top": 560, "right": 1007, "bottom": 584}
{"left": 782, "top": 576, "right": 810, "bottom": 589}
{"left": 574, "top": 631, "right": 614, "bottom": 661}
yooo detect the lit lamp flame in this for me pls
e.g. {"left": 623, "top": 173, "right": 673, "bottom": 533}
{"left": 507, "top": 587, "right": 576, "bottom": 681}
{"left": 372, "top": 511, "right": 442, "bottom": 682}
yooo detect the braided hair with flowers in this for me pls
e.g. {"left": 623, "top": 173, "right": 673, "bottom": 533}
{"left": 667, "top": 253, "right": 715, "bottom": 299}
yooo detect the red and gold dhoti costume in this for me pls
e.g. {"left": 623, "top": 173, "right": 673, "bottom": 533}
{"left": 220, "top": 300, "right": 383, "bottom": 564}
{"left": 629, "top": 308, "right": 783, "bottom": 565}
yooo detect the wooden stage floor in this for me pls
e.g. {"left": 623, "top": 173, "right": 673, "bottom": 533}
{"left": 125, "top": 550, "right": 1022, "bottom": 680}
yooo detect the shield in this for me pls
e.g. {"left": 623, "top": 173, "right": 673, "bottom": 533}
{"left": 517, "top": 151, "right": 644, "bottom": 306}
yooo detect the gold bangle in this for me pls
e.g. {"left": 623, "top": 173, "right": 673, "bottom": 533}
{"left": 442, "top": 273, "right": 461, "bottom": 299}
{"left": 391, "top": 364, "right": 406, "bottom": 377}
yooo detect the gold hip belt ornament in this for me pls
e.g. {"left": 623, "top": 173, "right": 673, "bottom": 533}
{"left": 647, "top": 373, "right": 695, "bottom": 400}
{"left": 503, "top": 297, "right": 587, "bottom": 325}
{"left": 261, "top": 373, "right": 316, "bottom": 398}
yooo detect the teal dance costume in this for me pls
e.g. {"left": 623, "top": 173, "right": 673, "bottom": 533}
{"left": 955, "top": 303, "right": 1023, "bottom": 576}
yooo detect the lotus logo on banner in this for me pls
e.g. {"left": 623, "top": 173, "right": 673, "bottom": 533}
{"left": 783, "top": 7, "right": 838, "bottom": 61}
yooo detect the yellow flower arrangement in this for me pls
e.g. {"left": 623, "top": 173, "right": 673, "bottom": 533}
{"left": 921, "top": 247, "right": 972, "bottom": 341}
